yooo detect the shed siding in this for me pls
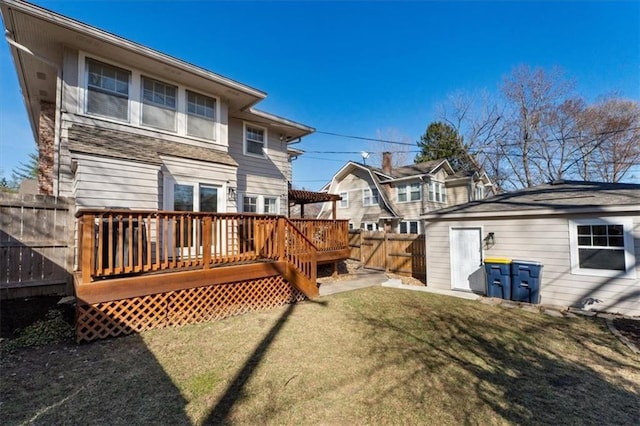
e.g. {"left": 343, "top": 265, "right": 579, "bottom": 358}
{"left": 425, "top": 214, "right": 640, "bottom": 316}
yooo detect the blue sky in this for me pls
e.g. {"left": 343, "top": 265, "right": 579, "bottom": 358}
{"left": 1, "top": 1, "right": 639, "bottom": 188}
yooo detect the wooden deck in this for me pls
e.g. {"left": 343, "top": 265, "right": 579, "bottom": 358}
{"left": 74, "top": 210, "right": 349, "bottom": 342}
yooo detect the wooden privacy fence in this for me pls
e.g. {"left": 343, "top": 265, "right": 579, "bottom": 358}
{"left": 0, "top": 193, "right": 74, "bottom": 299}
{"left": 349, "top": 230, "right": 426, "bottom": 280}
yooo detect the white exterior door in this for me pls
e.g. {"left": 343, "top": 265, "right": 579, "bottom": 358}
{"left": 450, "top": 227, "right": 483, "bottom": 291}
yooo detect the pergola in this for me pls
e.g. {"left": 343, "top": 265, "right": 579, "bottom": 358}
{"left": 288, "top": 189, "right": 342, "bottom": 219}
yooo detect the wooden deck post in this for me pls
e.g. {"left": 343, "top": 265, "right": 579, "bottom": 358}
{"left": 202, "top": 217, "right": 212, "bottom": 269}
{"left": 277, "top": 217, "right": 286, "bottom": 261}
{"left": 81, "top": 214, "right": 95, "bottom": 284}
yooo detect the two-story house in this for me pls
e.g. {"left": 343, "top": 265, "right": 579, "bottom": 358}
{"left": 319, "top": 152, "right": 492, "bottom": 233}
{"left": 1, "top": 0, "right": 350, "bottom": 342}
{"left": 1, "top": 0, "right": 312, "bottom": 215}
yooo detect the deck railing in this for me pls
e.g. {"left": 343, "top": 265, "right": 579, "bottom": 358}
{"left": 289, "top": 219, "right": 349, "bottom": 253}
{"left": 75, "top": 210, "right": 328, "bottom": 287}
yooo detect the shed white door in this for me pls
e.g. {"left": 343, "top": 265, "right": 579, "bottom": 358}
{"left": 450, "top": 227, "right": 483, "bottom": 291}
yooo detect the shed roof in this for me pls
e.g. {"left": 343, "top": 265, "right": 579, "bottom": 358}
{"left": 67, "top": 125, "right": 238, "bottom": 167}
{"left": 423, "top": 180, "right": 640, "bottom": 219}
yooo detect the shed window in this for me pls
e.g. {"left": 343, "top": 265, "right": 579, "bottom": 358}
{"left": 569, "top": 218, "right": 636, "bottom": 279}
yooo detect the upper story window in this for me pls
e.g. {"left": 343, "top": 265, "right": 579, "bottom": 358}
{"left": 397, "top": 183, "right": 421, "bottom": 203}
{"left": 187, "top": 90, "right": 216, "bottom": 140}
{"left": 428, "top": 181, "right": 447, "bottom": 203}
{"left": 339, "top": 191, "right": 348, "bottom": 208}
{"left": 82, "top": 55, "right": 221, "bottom": 142}
{"left": 141, "top": 76, "right": 177, "bottom": 131}
{"left": 363, "top": 188, "right": 379, "bottom": 206}
{"left": 474, "top": 184, "right": 485, "bottom": 200}
{"left": 244, "top": 124, "right": 267, "bottom": 157}
{"left": 86, "top": 58, "right": 130, "bottom": 121}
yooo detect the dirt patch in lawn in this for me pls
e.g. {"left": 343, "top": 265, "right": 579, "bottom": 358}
{"left": 613, "top": 318, "right": 640, "bottom": 348}
{"left": 2, "top": 288, "right": 639, "bottom": 425}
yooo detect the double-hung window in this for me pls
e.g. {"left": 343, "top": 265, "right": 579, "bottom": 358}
{"left": 339, "top": 192, "right": 348, "bottom": 208}
{"left": 243, "top": 196, "right": 257, "bottom": 213}
{"left": 142, "top": 76, "right": 177, "bottom": 131}
{"left": 399, "top": 220, "right": 419, "bottom": 234}
{"left": 569, "top": 218, "right": 636, "bottom": 278}
{"left": 264, "top": 197, "right": 278, "bottom": 214}
{"left": 244, "top": 124, "right": 266, "bottom": 157}
{"left": 397, "top": 183, "right": 421, "bottom": 202}
{"left": 363, "top": 188, "right": 379, "bottom": 206}
{"left": 187, "top": 90, "right": 216, "bottom": 140}
{"left": 428, "top": 181, "right": 447, "bottom": 203}
{"left": 86, "top": 58, "right": 130, "bottom": 120}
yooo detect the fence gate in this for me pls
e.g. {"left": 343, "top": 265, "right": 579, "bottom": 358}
{"left": 361, "top": 231, "right": 386, "bottom": 270}
{"left": 349, "top": 230, "right": 426, "bottom": 280}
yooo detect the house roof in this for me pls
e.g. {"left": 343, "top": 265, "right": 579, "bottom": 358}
{"left": 0, "top": 0, "right": 313, "bottom": 142}
{"left": 377, "top": 159, "right": 452, "bottom": 180}
{"left": 67, "top": 125, "right": 238, "bottom": 167}
{"left": 423, "top": 180, "right": 640, "bottom": 220}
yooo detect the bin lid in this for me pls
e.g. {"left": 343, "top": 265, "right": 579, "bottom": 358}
{"left": 484, "top": 257, "right": 512, "bottom": 264}
{"left": 511, "top": 259, "right": 543, "bottom": 266}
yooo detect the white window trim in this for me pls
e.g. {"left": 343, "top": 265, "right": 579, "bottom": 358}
{"left": 398, "top": 220, "right": 421, "bottom": 234}
{"left": 428, "top": 181, "right": 447, "bottom": 203}
{"left": 339, "top": 191, "right": 349, "bottom": 208}
{"left": 78, "top": 51, "right": 221, "bottom": 143}
{"left": 163, "top": 174, "right": 226, "bottom": 213}
{"left": 243, "top": 122, "right": 268, "bottom": 158}
{"left": 568, "top": 217, "right": 636, "bottom": 279}
{"left": 397, "top": 183, "right": 421, "bottom": 203}
{"left": 239, "top": 193, "right": 280, "bottom": 214}
{"left": 362, "top": 221, "right": 379, "bottom": 231}
{"left": 362, "top": 188, "right": 379, "bottom": 206}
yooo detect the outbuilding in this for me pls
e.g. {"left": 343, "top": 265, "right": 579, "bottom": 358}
{"left": 422, "top": 180, "right": 640, "bottom": 316}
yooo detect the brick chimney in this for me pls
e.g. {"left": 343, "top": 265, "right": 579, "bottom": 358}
{"left": 37, "top": 101, "right": 55, "bottom": 195}
{"left": 382, "top": 151, "right": 392, "bottom": 175}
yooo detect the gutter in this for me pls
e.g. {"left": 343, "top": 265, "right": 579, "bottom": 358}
{"left": 422, "top": 204, "right": 640, "bottom": 221}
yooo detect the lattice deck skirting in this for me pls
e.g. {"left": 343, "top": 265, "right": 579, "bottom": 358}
{"left": 76, "top": 276, "right": 306, "bottom": 343}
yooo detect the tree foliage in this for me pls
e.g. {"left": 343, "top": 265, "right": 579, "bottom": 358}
{"left": 415, "top": 121, "right": 476, "bottom": 171}
{"left": 436, "top": 65, "right": 640, "bottom": 190}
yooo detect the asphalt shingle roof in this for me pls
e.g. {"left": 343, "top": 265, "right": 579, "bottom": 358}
{"left": 67, "top": 125, "right": 238, "bottom": 167}
{"left": 425, "top": 180, "right": 640, "bottom": 216}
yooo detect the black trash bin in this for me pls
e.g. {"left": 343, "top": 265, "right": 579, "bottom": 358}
{"left": 484, "top": 257, "right": 512, "bottom": 300}
{"left": 96, "top": 217, "right": 147, "bottom": 271}
{"left": 511, "top": 260, "right": 543, "bottom": 304}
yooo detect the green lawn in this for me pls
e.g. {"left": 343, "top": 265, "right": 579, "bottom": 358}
{"left": 2, "top": 287, "right": 639, "bottom": 425}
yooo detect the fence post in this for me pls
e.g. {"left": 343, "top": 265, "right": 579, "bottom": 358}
{"left": 384, "top": 231, "right": 389, "bottom": 272}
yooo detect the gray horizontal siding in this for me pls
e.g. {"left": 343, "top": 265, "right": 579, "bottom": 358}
{"left": 425, "top": 215, "right": 640, "bottom": 316}
{"left": 73, "top": 154, "right": 160, "bottom": 210}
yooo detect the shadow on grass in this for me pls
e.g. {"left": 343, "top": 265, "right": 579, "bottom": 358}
{"left": 204, "top": 299, "right": 328, "bottom": 425}
{"left": 354, "top": 297, "right": 640, "bottom": 424}
{"left": 1, "top": 334, "right": 191, "bottom": 425}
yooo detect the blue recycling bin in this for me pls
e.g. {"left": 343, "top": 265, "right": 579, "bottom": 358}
{"left": 484, "top": 257, "right": 512, "bottom": 300}
{"left": 511, "top": 260, "right": 543, "bottom": 304}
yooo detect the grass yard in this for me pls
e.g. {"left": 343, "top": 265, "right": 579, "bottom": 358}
{"left": 2, "top": 287, "right": 639, "bottom": 425}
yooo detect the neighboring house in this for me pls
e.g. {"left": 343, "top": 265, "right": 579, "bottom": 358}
{"left": 422, "top": 180, "right": 640, "bottom": 316}
{"left": 1, "top": 0, "right": 313, "bottom": 216}
{"left": 319, "top": 152, "right": 492, "bottom": 233}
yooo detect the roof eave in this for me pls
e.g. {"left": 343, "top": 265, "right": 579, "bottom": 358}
{"left": 422, "top": 204, "right": 640, "bottom": 221}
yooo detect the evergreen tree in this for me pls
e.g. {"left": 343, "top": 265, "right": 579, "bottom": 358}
{"left": 11, "top": 152, "right": 39, "bottom": 183}
{"left": 415, "top": 122, "right": 475, "bottom": 171}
